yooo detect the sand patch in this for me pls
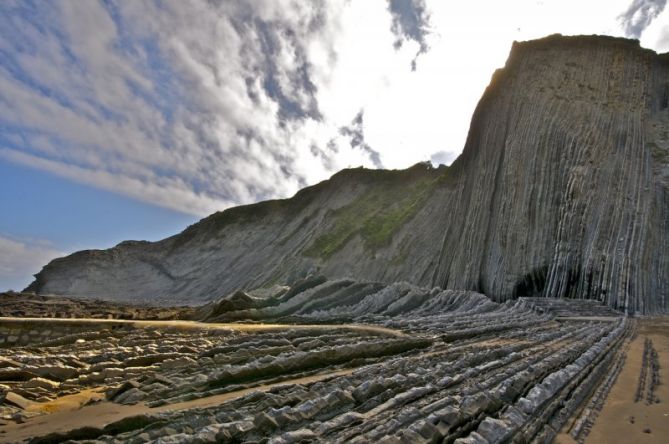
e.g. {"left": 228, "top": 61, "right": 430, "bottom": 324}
{"left": 585, "top": 317, "right": 669, "bottom": 443}
{"left": 25, "top": 387, "right": 106, "bottom": 415}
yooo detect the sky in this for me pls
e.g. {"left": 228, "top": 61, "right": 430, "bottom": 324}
{"left": 1, "top": 0, "right": 668, "bottom": 291}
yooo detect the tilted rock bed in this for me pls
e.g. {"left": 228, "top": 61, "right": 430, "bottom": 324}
{"left": 23, "top": 318, "right": 628, "bottom": 444}
{"left": 1, "top": 327, "right": 418, "bottom": 417}
{"left": 515, "top": 297, "right": 623, "bottom": 318}
{"left": 0, "top": 291, "right": 193, "bottom": 320}
{"left": 1, "top": 278, "right": 631, "bottom": 443}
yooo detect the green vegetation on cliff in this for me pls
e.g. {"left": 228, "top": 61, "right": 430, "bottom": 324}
{"left": 304, "top": 167, "right": 444, "bottom": 259}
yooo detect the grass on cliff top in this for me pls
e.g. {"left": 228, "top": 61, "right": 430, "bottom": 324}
{"left": 303, "top": 173, "right": 441, "bottom": 259}
{"left": 170, "top": 162, "right": 454, "bottom": 257}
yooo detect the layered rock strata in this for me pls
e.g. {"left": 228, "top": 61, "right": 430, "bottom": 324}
{"left": 2, "top": 279, "right": 629, "bottom": 443}
{"left": 0, "top": 292, "right": 192, "bottom": 320}
{"left": 434, "top": 35, "right": 669, "bottom": 314}
{"left": 26, "top": 35, "right": 669, "bottom": 313}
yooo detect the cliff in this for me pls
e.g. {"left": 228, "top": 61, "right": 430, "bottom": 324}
{"left": 27, "top": 164, "right": 454, "bottom": 306}
{"left": 26, "top": 35, "right": 669, "bottom": 313}
{"left": 433, "top": 35, "right": 669, "bottom": 314}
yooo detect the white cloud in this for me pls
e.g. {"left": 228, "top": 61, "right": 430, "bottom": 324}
{"left": 639, "top": 4, "right": 669, "bottom": 50}
{"left": 1, "top": 1, "right": 407, "bottom": 217}
{"left": 617, "top": 0, "right": 667, "bottom": 39}
{"left": 0, "top": 0, "right": 664, "bottom": 220}
{"left": 0, "top": 148, "right": 227, "bottom": 216}
{"left": 0, "top": 235, "right": 63, "bottom": 291}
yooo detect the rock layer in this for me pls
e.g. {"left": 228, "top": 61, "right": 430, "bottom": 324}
{"left": 26, "top": 35, "right": 669, "bottom": 313}
{"left": 434, "top": 35, "right": 669, "bottom": 314}
{"left": 1, "top": 279, "right": 631, "bottom": 443}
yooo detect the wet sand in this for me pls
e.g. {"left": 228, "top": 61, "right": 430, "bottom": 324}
{"left": 25, "top": 388, "right": 106, "bottom": 415}
{"left": 584, "top": 317, "right": 669, "bottom": 443}
{"left": 0, "top": 316, "right": 406, "bottom": 337}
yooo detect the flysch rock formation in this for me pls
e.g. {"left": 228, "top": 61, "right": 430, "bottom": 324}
{"left": 25, "top": 34, "right": 669, "bottom": 313}
{"left": 1, "top": 278, "right": 630, "bottom": 443}
{"left": 0, "top": 292, "right": 193, "bottom": 320}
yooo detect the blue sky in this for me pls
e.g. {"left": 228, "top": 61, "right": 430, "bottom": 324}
{"left": 0, "top": 158, "right": 197, "bottom": 290}
{"left": 0, "top": 159, "right": 196, "bottom": 248}
{"left": 1, "top": 0, "right": 667, "bottom": 290}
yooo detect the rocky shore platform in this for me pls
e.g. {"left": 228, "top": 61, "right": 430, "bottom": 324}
{"left": 0, "top": 292, "right": 194, "bottom": 320}
{"left": 1, "top": 279, "right": 663, "bottom": 443}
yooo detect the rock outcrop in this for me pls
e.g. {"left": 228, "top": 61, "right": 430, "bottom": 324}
{"left": 0, "top": 292, "right": 192, "bottom": 320}
{"left": 2, "top": 278, "right": 631, "bottom": 443}
{"left": 26, "top": 35, "right": 669, "bottom": 313}
{"left": 433, "top": 35, "right": 669, "bottom": 314}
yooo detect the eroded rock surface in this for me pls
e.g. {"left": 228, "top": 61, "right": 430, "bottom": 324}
{"left": 1, "top": 279, "right": 632, "bottom": 443}
{"left": 0, "top": 292, "right": 193, "bottom": 320}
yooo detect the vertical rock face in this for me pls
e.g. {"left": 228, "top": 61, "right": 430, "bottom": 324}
{"left": 26, "top": 35, "right": 669, "bottom": 313}
{"left": 432, "top": 35, "right": 669, "bottom": 313}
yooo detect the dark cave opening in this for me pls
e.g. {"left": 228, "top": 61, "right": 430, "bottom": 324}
{"left": 512, "top": 265, "right": 548, "bottom": 298}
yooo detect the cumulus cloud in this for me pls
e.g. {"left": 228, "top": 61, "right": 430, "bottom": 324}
{"left": 651, "top": 23, "right": 669, "bottom": 50}
{"left": 0, "top": 0, "right": 404, "bottom": 217}
{"left": 618, "top": 0, "right": 667, "bottom": 38}
{"left": 429, "top": 150, "right": 457, "bottom": 166}
{"left": 387, "top": 0, "right": 433, "bottom": 70}
{"left": 0, "top": 235, "right": 63, "bottom": 291}
{"left": 337, "top": 111, "right": 383, "bottom": 169}
{"left": 3, "top": 0, "right": 665, "bottom": 225}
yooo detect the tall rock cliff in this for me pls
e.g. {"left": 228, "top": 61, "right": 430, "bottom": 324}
{"left": 26, "top": 35, "right": 669, "bottom": 313}
{"left": 433, "top": 35, "right": 669, "bottom": 314}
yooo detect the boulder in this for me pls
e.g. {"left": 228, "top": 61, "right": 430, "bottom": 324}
{"left": 24, "top": 377, "right": 60, "bottom": 390}
{"left": 476, "top": 417, "right": 513, "bottom": 442}
{"left": 107, "top": 380, "right": 141, "bottom": 400}
{"left": 3, "top": 392, "right": 32, "bottom": 410}
{"left": 32, "top": 365, "right": 78, "bottom": 381}
{"left": 114, "top": 387, "right": 146, "bottom": 405}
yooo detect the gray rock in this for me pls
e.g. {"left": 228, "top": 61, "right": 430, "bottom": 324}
{"left": 454, "top": 432, "right": 490, "bottom": 444}
{"left": 268, "top": 429, "right": 317, "bottom": 444}
{"left": 24, "top": 377, "right": 59, "bottom": 390}
{"left": 254, "top": 412, "right": 280, "bottom": 432}
{"left": 108, "top": 380, "right": 141, "bottom": 400}
{"left": 3, "top": 392, "right": 32, "bottom": 410}
{"left": 114, "top": 387, "right": 146, "bottom": 405}
{"left": 32, "top": 365, "right": 78, "bottom": 381}
{"left": 476, "top": 417, "right": 513, "bottom": 443}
